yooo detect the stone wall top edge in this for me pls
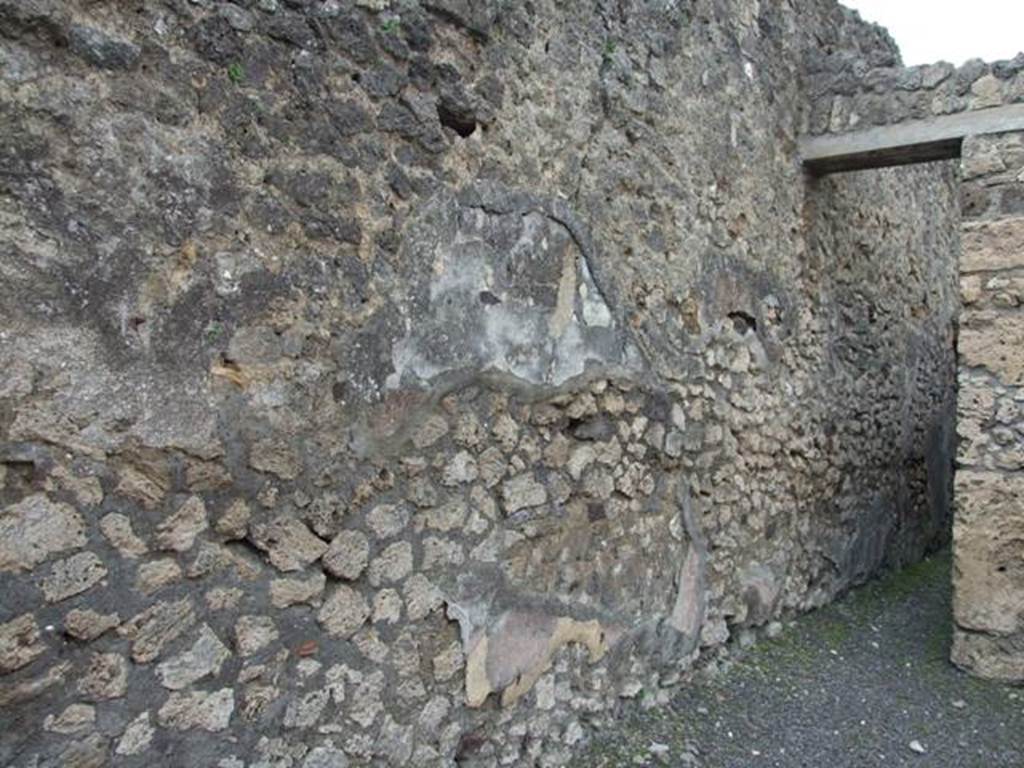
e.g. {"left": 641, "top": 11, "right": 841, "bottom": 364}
{"left": 804, "top": 51, "right": 1024, "bottom": 137}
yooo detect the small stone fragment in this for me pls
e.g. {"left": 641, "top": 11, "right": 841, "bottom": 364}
{"left": 422, "top": 536, "right": 465, "bottom": 570}
{"left": 78, "top": 652, "right": 129, "bottom": 700}
{"left": 64, "top": 609, "right": 121, "bottom": 641}
{"left": 158, "top": 688, "right": 235, "bottom": 731}
{"left": 583, "top": 466, "right": 615, "bottom": 500}
{"left": 367, "top": 541, "right": 413, "bottom": 586}
{"left": 219, "top": 3, "right": 256, "bottom": 32}
{"left": 56, "top": 733, "right": 109, "bottom": 768}
{"left": 283, "top": 689, "right": 329, "bottom": 728}
{"left": 0, "top": 494, "right": 86, "bottom": 572}
{"left": 432, "top": 642, "right": 463, "bottom": 682}
{"left": 500, "top": 472, "right": 547, "bottom": 513}
{"left": 349, "top": 670, "right": 385, "bottom": 728}
{"left": 0, "top": 661, "right": 71, "bottom": 709}
{"left": 0, "top": 613, "right": 45, "bottom": 672}
{"left": 250, "top": 437, "right": 301, "bottom": 480}
{"left": 47, "top": 465, "right": 104, "bottom": 507}
{"left": 184, "top": 459, "right": 233, "bottom": 492}
{"left": 322, "top": 529, "right": 370, "bottom": 580}
{"left": 185, "top": 541, "right": 235, "bottom": 579}
{"left": 372, "top": 589, "right": 403, "bottom": 624}
{"left": 249, "top": 517, "right": 328, "bottom": 571}
{"left": 136, "top": 558, "right": 183, "bottom": 594}
{"left": 304, "top": 492, "right": 346, "bottom": 538}
{"left": 366, "top": 504, "right": 408, "bottom": 539}
{"left": 235, "top": 616, "right": 278, "bottom": 656}
{"left": 116, "top": 711, "right": 155, "bottom": 756}
{"left": 302, "top": 745, "right": 349, "bottom": 768}
{"left": 354, "top": 629, "right": 389, "bottom": 664}
{"left": 44, "top": 703, "right": 95, "bottom": 734}
{"left": 475, "top": 447, "right": 506, "bottom": 489}
{"left": 206, "top": 587, "right": 244, "bottom": 611}
{"left": 216, "top": 498, "right": 252, "bottom": 539}
{"left": 418, "top": 694, "right": 450, "bottom": 733}
{"left": 119, "top": 597, "right": 196, "bottom": 663}
{"left": 921, "top": 62, "right": 954, "bottom": 88}
{"left": 412, "top": 413, "right": 449, "bottom": 448}
{"left": 318, "top": 585, "right": 370, "bottom": 638}
{"left": 970, "top": 74, "right": 1003, "bottom": 109}
{"left": 407, "top": 475, "right": 439, "bottom": 508}
{"left": 115, "top": 454, "right": 170, "bottom": 509}
{"left": 567, "top": 444, "right": 597, "bottom": 480}
{"left": 270, "top": 570, "right": 327, "bottom": 608}
{"left": 156, "top": 624, "right": 231, "bottom": 690}
{"left": 69, "top": 24, "right": 140, "bottom": 70}
{"left": 421, "top": 499, "right": 467, "bottom": 532}
{"left": 492, "top": 413, "right": 519, "bottom": 449}
{"left": 39, "top": 552, "right": 107, "bottom": 602}
{"left": 404, "top": 574, "right": 443, "bottom": 621}
{"left": 453, "top": 412, "right": 482, "bottom": 447}
{"left": 442, "top": 451, "right": 478, "bottom": 486}
{"left": 909, "top": 740, "right": 926, "bottom": 755}
{"left": 377, "top": 714, "right": 414, "bottom": 763}
{"left": 543, "top": 434, "right": 572, "bottom": 467}
{"left": 156, "top": 495, "right": 208, "bottom": 552}
{"left": 99, "top": 513, "right": 148, "bottom": 558}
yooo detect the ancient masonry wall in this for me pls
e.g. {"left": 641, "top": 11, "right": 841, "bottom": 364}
{"left": 803, "top": 44, "right": 1024, "bottom": 684}
{"left": 954, "top": 132, "right": 1024, "bottom": 682}
{"left": 0, "top": 2, "right": 960, "bottom": 767}
{"left": 803, "top": 51, "right": 1024, "bottom": 135}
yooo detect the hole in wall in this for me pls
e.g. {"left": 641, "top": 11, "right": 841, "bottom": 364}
{"left": 727, "top": 310, "right": 757, "bottom": 334}
{"left": 437, "top": 102, "right": 477, "bottom": 138}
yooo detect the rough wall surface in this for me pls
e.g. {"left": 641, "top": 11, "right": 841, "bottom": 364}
{"left": 802, "top": 46, "right": 1024, "bottom": 684}
{"left": 804, "top": 50, "right": 1024, "bottom": 136}
{"left": 954, "top": 132, "right": 1024, "bottom": 682}
{"left": 0, "top": 1, "right": 959, "bottom": 766}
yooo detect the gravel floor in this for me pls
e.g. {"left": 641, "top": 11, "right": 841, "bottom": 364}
{"left": 571, "top": 552, "right": 1024, "bottom": 768}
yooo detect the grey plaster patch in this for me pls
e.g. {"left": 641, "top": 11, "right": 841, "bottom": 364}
{"left": 381, "top": 183, "right": 642, "bottom": 395}
{"left": 444, "top": 566, "right": 627, "bottom": 708}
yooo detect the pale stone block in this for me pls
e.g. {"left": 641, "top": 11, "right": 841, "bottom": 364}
{"left": 959, "top": 312, "right": 1024, "bottom": 385}
{"left": 961, "top": 216, "right": 1024, "bottom": 273}
{"left": 969, "top": 74, "right": 1004, "bottom": 110}
{"left": 953, "top": 470, "right": 1024, "bottom": 636}
{"left": 952, "top": 627, "right": 1024, "bottom": 682}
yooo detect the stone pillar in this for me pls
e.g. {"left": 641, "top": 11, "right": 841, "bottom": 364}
{"left": 952, "top": 132, "right": 1024, "bottom": 682}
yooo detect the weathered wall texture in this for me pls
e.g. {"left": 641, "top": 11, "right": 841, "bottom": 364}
{"left": 0, "top": 1, "right": 960, "bottom": 766}
{"left": 804, "top": 50, "right": 1024, "bottom": 136}
{"left": 802, "top": 44, "right": 1024, "bottom": 683}
{"left": 954, "top": 132, "right": 1024, "bottom": 682}
{"left": 805, "top": 163, "right": 959, "bottom": 572}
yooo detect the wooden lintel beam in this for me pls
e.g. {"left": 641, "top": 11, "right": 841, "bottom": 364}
{"left": 799, "top": 103, "right": 1024, "bottom": 175}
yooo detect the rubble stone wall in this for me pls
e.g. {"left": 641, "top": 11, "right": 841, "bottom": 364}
{"left": 953, "top": 132, "right": 1024, "bottom": 682}
{"left": 803, "top": 40, "right": 1024, "bottom": 685}
{"left": 803, "top": 50, "right": 1024, "bottom": 136}
{"left": 0, "top": 1, "right": 960, "bottom": 766}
